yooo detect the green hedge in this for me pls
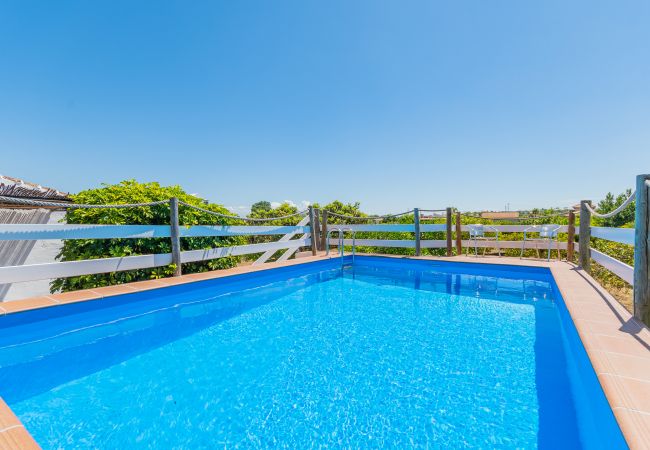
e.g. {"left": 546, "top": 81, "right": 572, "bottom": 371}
{"left": 52, "top": 180, "right": 243, "bottom": 293}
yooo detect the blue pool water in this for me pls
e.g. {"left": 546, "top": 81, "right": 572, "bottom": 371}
{"left": 0, "top": 257, "right": 626, "bottom": 449}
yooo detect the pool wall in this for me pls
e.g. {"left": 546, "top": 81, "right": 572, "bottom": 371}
{"left": 550, "top": 279, "right": 627, "bottom": 449}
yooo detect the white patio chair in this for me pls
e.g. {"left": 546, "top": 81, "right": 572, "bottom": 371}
{"left": 520, "top": 224, "right": 562, "bottom": 261}
{"left": 467, "top": 224, "right": 500, "bottom": 256}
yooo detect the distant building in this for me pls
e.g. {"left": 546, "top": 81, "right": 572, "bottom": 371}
{"left": 480, "top": 211, "right": 520, "bottom": 219}
{"left": 0, "top": 175, "right": 71, "bottom": 301}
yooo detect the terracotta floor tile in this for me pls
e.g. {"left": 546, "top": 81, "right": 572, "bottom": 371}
{"left": 585, "top": 350, "right": 615, "bottom": 375}
{"left": 0, "top": 427, "right": 40, "bottom": 450}
{"left": 598, "top": 374, "right": 629, "bottom": 409}
{"left": 50, "top": 289, "right": 102, "bottom": 304}
{"left": 124, "top": 279, "right": 167, "bottom": 291}
{"left": 613, "top": 408, "right": 650, "bottom": 450}
{"left": 567, "top": 309, "right": 622, "bottom": 323}
{"left": 596, "top": 335, "right": 650, "bottom": 359}
{"left": 606, "top": 352, "right": 650, "bottom": 383}
{"left": 580, "top": 319, "right": 631, "bottom": 337}
{"left": 155, "top": 277, "right": 193, "bottom": 286}
{"left": 0, "top": 399, "right": 22, "bottom": 429}
{"left": 91, "top": 285, "right": 137, "bottom": 297}
{"left": 0, "top": 297, "right": 57, "bottom": 314}
{"left": 183, "top": 272, "right": 222, "bottom": 281}
{"left": 616, "top": 377, "right": 650, "bottom": 414}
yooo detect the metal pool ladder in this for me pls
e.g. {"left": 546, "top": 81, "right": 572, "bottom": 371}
{"left": 326, "top": 227, "right": 356, "bottom": 267}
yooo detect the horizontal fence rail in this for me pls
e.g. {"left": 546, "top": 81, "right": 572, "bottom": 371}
{"left": 591, "top": 248, "right": 634, "bottom": 285}
{"left": 590, "top": 227, "right": 635, "bottom": 245}
{"left": 460, "top": 225, "right": 574, "bottom": 233}
{"left": 180, "top": 239, "right": 309, "bottom": 264}
{"left": 0, "top": 253, "right": 174, "bottom": 284}
{"left": 0, "top": 239, "right": 311, "bottom": 283}
{"left": 325, "top": 224, "right": 448, "bottom": 232}
{"left": 0, "top": 224, "right": 311, "bottom": 240}
{"left": 459, "top": 240, "right": 573, "bottom": 250}
{"left": 329, "top": 239, "right": 574, "bottom": 250}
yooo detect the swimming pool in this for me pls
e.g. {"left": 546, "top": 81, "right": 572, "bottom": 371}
{"left": 0, "top": 256, "right": 627, "bottom": 448}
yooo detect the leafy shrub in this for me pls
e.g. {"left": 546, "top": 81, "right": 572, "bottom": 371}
{"left": 52, "top": 180, "right": 243, "bottom": 292}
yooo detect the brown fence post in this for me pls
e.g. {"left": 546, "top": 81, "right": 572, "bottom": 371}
{"left": 308, "top": 206, "right": 318, "bottom": 256}
{"left": 634, "top": 174, "right": 650, "bottom": 326}
{"left": 567, "top": 210, "right": 576, "bottom": 262}
{"left": 414, "top": 208, "right": 421, "bottom": 256}
{"left": 313, "top": 208, "right": 321, "bottom": 252}
{"left": 455, "top": 211, "right": 462, "bottom": 255}
{"left": 169, "top": 197, "right": 182, "bottom": 276}
{"left": 579, "top": 200, "right": 592, "bottom": 272}
{"left": 446, "top": 207, "right": 453, "bottom": 256}
{"left": 321, "top": 210, "right": 328, "bottom": 251}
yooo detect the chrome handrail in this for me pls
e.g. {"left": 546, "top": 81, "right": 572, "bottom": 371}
{"left": 326, "top": 227, "right": 356, "bottom": 265}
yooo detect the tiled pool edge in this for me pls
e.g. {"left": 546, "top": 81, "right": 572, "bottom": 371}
{"left": 0, "top": 398, "right": 39, "bottom": 449}
{"left": 549, "top": 263, "right": 650, "bottom": 450}
{"left": 1, "top": 254, "right": 649, "bottom": 449}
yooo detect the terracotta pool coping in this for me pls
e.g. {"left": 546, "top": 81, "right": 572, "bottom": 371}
{"left": 1, "top": 254, "right": 649, "bottom": 449}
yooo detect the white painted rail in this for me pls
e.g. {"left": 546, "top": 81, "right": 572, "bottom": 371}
{"left": 330, "top": 239, "right": 416, "bottom": 248}
{"left": 0, "top": 224, "right": 310, "bottom": 240}
{"left": 459, "top": 225, "right": 574, "bottom": 233}
{"left": 591, "top": 248, "right": 634, "bottom": 284}
{"left": 330, "top": 224, "right": 574, "bottom": 234}
{"left": 0, "top": 239, "right": 311, "bottom": 283}
{"left": 325, "top": 224, "right": 445, "bottom": 232}
{"left": 0, "top": 224, "right": 170, "bottom": 240}
{"left": 254, "top": 216, "right": 311, "bottom": 265}
{"left": 591, "top": 227, "right": 635, "bottom": 245}
{"left": 420, "top": 224, "right": 447, "bottom": 232}
{"left": 0, "top": 253, "right": 174, "bottom": 284}
{"left": 460, "top": 240, "right": 570, "bottom": 250}
{"left": 181, "top": 239, "right": 310, "bottom": 263}
{"left": 328, "top": 239, "right": 572, "bottom": 251}
{"left": 323, "top": 224, "right": 415, "bottom": 232}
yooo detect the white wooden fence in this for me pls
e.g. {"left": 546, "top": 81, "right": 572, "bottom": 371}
{"left": 584, "top": 227, "right": 635, "bottom": 285}
{"left": 0, "top": 215, "right": 633, "bottom": 285}
{"left": 327, "top": 224, "right": 575, "bottom": 251}
{"left": 327, "top": 219, "right": 638, "bottom": 289}
{"left": 0, "top": 223, "right": 312, "bottom": 284}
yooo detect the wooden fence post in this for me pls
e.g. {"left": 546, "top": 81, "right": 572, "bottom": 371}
{"left": 321, "top": 210, "right": 328, "bottom": 251}
{"left": 634, "top": 174, "right": 650, "bottom": 326}
{"left": 446, "top": 207, "right": 453, "bottom": 257}
{"left": 169, "top": 197, "right": 182, "bottom": 276}
{"left": 313, "top": 208, "right": 321, "bottom": 252}
{"left": 567, "top": 210, "right": 576, "bottom": 262}
{"left": 579, "top": 200, "right": 591, "bottom": 272}
{"left": 455, "top": 211, "right": 462, "bottom": 255}
{"left": 308, "top": 206, "right": 318, "bottom": 256}
{"left": 414, "top": 208, "right": 421, "bottom": 256}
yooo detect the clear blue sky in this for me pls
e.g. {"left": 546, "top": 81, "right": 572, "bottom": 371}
{"left": 1, "top": 1, "right": 648, "bottom": 214}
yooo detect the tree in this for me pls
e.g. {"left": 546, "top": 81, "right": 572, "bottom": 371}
{"left": 251, "top": 201, "right": 272, "bottom": 214}
{"left": 248, "top": 202, "right": 301, "bottom": 226}
{"left": 595, "top": 189, "right": 635, "bottom": 228}
{"left": 52, "top": 180, "right": 243, "bottom": 293}
{"left": 321, "top": 201, "right": 366, "bottom": 224}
